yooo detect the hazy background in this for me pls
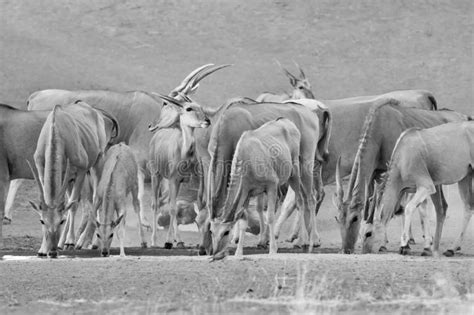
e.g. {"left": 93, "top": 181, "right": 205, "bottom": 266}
{"left": 1, "top": 0, "right": 472, "bottom": 115}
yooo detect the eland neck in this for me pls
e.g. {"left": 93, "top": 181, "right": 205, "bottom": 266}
{"left": 43, "top": 113, "right": 67, "bottom": 206}
{"left": 180, "top": 123, "right": 196, "bottom": 160}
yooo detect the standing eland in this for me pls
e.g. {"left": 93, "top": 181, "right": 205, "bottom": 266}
{"left": 256, "top": 61, "right": 315, "bottom": 102}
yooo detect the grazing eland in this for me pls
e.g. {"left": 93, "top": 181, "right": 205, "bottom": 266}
{"left": 256, "top": 61, "right": 315, "bottom": 102}
{"left": 25, "top": 64, "right": 227, "bottom": 234}
{"left": 30, "top": 102, "right": 112, "bottom": 257}
{"left": 211, "top": 118, "right": 303, "bottom": 260}
{"left": 0, "top": 103, "right": 116, "bottom": 249}
{"left": 94, "top": 143, "right": 147, "bottom": 257}
{"left": 273, "top": 91, "right": 438, "bottom": 245}
{"left": 207, "top": 101, "right": 325, "bottom": 252}
{"left": 369, "top": 121, "right": 473, "bottom": 256}
{"left": 334, "top": 104, "right": 470, "bottom": 254}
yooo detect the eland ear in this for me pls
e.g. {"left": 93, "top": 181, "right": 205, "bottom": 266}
{"left": 29, "top": 201, "right": 41, "bottom": 215}
{"left": 113, "top": 213, "right": 124, "bottom": 228}
{"left": 65, "top": 199, "right": 77, "bottom": 212}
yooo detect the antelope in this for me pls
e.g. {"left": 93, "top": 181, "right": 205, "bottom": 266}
{"left": 29, "top": 102, "right": 112, "bottom": 257}
{"left": 256, "top": 61, "right": 315, "bottom": 102}
{"left": 146, "top": 64, "right": 230, "bottom": 249}
{"left": 0, "top": 103, "right": 116, "bottom": 251}
{"left": 24, "top": 64, "right": 225, "bottom": 246}
{"left": 271, "top": 92, "right": 442, "bottom": 251}
{"left": 211, "top": 118, "right": 304, "bottom": 260}
{"left": 333, "top": 104, "right": 469, "bottom": 254}
{"left": 207, "top": 101, "right": 322, "bottom": 252}
{"left": 94, "top": 143, "right": 147, "bottom": 257}
{"left": 370, "top": 122, "right": 473, "bottom": 256}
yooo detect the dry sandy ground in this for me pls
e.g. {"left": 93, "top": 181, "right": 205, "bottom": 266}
{"left": 0, "top": 0, "right": 473, "bottom": 314}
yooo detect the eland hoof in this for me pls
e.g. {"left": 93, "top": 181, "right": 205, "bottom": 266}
{"left": 2, "top": 217, "right": 12, "bottom": 225}
{"left": 164, "top": 242, "right": 173, "bottom": 249}
{"left": 65, "top": 243, "right": 75, "bottom": 250}
{"left": 408, "top": 238, "right": 416, "bottom": 245}
{"left": 379, "top": 246, "right": 387, "bottom": 252}
{"left": 198, "top": 246, "right": 207, "bottom": 256}
{"left": 421, "top": 248, "right": 432, "bottom": 256}
{"left": 48, "top": 252, "right": 58, "bottom": 258}
{"left": 141, "top": 242, "right": 148, "bottom": 249}
{"left": 176, "top": 242, "right": 185, "bottom": 249}
{"left": 399, "top": 245, "right": 411, "bottom": 255}
{"left": 37, "top": 252, "right": 47, "bottom": 257}
{"left": 443, "top": 249, "right": 455, "bottom": 257}
{"left": 75, "top": 245, "right": 83, "bottom": 250}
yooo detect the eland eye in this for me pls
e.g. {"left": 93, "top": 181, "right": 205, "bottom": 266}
{"left": 299, "top": 86, "right": 304, "bottom": 90}
{"left": 186, "top": 107, "right": 193, "bottom": 112}
{"left": 96, "top": 233, "right": 101, "bottom": 239}
{"left": 109, "top": 233, "right": 114, "bottom": 239}
{"left": 351, "top": 216, "right": 358, "bottom": 224}
{"left": 60, "top": 219, "right": 66, "bottom": 225}
{"left": 223, "top": 230, "right": 230, "bottom": 236}
{"left": 40, "top": 219, "right": 45, "bottom": 225}
{"left": 365, "top": 231, "right": 373, "bottom": 238}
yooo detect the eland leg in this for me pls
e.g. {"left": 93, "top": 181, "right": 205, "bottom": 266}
{"left": 266, "top": 185, "right": 279, "bottom": 255}
{"left": 274, "top": 187, "right": 297, "bottom": 241}
{"left": 0, "top": 176, "right": 9, "bottom": 248}
{"left": 235, "top": 217, "right": 247, "bottom": 257}
{"left": 166, "top": 178, "right": 182, "bottom": 249}
{"left": 418, "top": 199, "right": 433, "bottom": 256}
{"left": 63, "top": 173, "right": 86, "bottom": 249}
{"left": 430, "top": 186, "right": 447, "bottom": 257}
{"left": 137, "top": 170, "right": 151, "bottom": 231}
{"left": 150, "top": 170, "right": 161, "bottom": 247}
{"left": 256, "top": 195, "right": 268, "bottom": 249}
{"left": 116, "top": 209, "right": 126, "bottom": 257}
{"left": 4, "top": 179, "right": 23, "bottom": 224}
{"left": 132, "top": 187, "right": 147, "bottom": 248}
{"left": 444, "top": 173, "right": 473, "bottom": 257}
{"left": 400, "top": 187, "right": 431, "bottom": 255}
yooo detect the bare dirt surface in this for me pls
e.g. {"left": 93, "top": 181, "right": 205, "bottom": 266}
{"left": 0, "top": 0, "right": 473, "bottom": 314}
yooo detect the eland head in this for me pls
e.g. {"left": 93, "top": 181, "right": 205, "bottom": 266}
{"left": 276, "top": 60, "right": 315, "bottom": 99}
{"left": 28, "top": 160, "right": 74, "bottom": 258}
{"left": 95, "top": 213, "right": 124, "bottom": 257}
{"left": 149, "top": 64, "right": 232, "bottom": 131}
{"left": 210, "top": 218, "right": 234, "bottom": 261}
{"left": 333, "top": 157, "right": 366, "bottom": 254}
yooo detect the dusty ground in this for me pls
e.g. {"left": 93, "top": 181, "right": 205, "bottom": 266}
{"left": 0, "top": 0, "right": 473, "bottom": 314}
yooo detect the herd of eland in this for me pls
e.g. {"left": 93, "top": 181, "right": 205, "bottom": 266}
{"left": 0, "top": 62, "right": 472, "bottom": 259}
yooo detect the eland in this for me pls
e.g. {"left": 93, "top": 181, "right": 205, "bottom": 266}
{"left": 369, "top": 121, "right": 473, "bottom": 256}
{"left": 273, "top": 91, "right": 438, "bottom": 246}
{"left": 207, "top": 101, "right": 325, "bottom": 252}
{"left": 334, "top": 104, "right": 470, "bottom": 255}
{"left": 94, "top": 143, "right": 147, "bottom": 257}
{"left": 25, "top": 64, "right": 228, "bottom": 235}
{"left": 29, "top": 102, "right": 113, "bottom": 257}
{"left": 256, "top": 61, "right": 315, "bottom": 102}
{"left": 211, "top": 118, "right": 303, "bottom": 260}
